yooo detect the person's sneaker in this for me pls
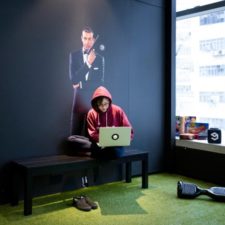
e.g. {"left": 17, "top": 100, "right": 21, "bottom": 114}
{"left": 82, "top": 195, "right": 98, "bottom": 209}
{"left": 72, "top": 196, "right": 92, "bottom": 211}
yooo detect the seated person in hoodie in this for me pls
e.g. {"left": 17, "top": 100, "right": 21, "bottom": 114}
{"left": 86, "top": 86, "right": 134, "bottom": 159}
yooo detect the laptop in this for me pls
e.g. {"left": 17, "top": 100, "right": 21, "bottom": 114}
{"left": 98, "top": 127, "right": 131, "bottom": 147}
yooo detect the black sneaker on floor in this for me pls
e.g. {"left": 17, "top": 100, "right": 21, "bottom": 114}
{"left": 82, "top": 195, "right": 98, "bottom": 209}
{"left": 72, "top": 196, "right": 92, "bottom": 211}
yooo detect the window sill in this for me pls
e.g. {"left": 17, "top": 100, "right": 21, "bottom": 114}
{"left": 176, "top": 137, "right": 225, "bottom": 155}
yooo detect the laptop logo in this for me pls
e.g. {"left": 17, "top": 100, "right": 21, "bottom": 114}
{"left": 112, "top": 133, "right": 119, "bottom": 140}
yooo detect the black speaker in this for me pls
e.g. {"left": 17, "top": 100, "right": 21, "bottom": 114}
{"left": 207, "top": 128, "right": 221, "bottom": 144}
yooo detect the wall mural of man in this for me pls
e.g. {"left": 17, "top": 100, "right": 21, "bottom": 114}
{"left": 69, "top": 26, "right": 105, "bottom": 135}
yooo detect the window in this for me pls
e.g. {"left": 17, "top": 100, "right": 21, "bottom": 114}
{"left": 176, "top": 0, "right": 223, "bottom": 12}
{"left": 176, "top": 1, "right": 225, "bottom": 130}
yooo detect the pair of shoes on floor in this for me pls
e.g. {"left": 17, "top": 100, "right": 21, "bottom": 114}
{"left": 72, "top": 195, "right": 98, "bottom": 211}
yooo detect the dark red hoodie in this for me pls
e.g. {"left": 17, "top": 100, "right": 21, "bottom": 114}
{"left": 87, "top": 86, "right": 134, "bottom": 142}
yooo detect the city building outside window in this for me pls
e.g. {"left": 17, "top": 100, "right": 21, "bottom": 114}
{"left": 176, "top": 0, "right": 225, "bottom": 131}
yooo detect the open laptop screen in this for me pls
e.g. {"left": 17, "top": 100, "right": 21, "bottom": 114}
{"left": 99, "top": 127, "right": 131, "bottom": 147}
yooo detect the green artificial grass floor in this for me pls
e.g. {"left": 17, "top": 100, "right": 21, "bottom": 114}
{"left": 0, "top": 173, "right": 224, "bottom": 225}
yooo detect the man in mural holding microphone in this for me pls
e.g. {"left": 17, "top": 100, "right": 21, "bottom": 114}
{"left": 69, "top": 26, "right": 105, "bottom": 135}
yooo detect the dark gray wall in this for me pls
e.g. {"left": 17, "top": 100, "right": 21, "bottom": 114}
{"left": 128, "top": 0, "right": 165, "bottom": 172}
{"left": 0, "top": 0, "right": 168, "bottom": 203}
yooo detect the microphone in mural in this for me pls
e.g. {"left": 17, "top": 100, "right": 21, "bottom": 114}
{"left": 99, "top": 44, "right": 105, "bottom": 51}
{"left": 69, "top": 26, "right": 105, "bottom": 135}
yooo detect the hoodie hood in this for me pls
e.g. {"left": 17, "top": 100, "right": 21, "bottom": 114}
{"left": 91, "top": 86, "right": 112, "bottom": 112}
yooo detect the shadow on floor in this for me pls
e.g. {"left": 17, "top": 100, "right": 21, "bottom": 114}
{"left": 0, "top": 179, "right": 147, "bottom": 222}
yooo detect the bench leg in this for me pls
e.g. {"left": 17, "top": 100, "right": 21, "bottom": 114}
{"left": 142, "top": 158, "right": 148, "bottom": 188}
{"left": 93, "top": 166, "right": 99, "bottom": 183}
{"left": 125, "top": 162, "right": 132, "bottom": 183}
{"left": 24, "top": 171, "right": 33, "bottom": 216}
{"left": 11, "top": 167, "right": 19, "bottom": 206}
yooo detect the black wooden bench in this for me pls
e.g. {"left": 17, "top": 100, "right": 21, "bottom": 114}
{"left": 11, "top": 149, "right": 149, "bottom": 215}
